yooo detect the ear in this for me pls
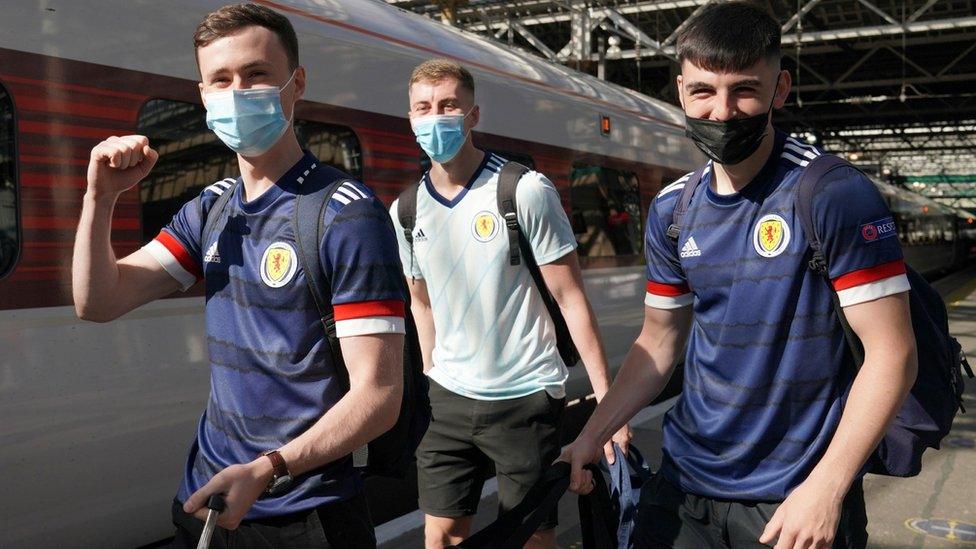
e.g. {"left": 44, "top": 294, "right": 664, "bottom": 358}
{"left": 198, "top": 81, "right": 206, "bottom": 106}
{"left": 675, "top": 74, "right": 685, "bottom": 110}
{"left": 293, "top": 66, "right": 306, "bottom": 102}
{"left": 468, "top": 104, "right": 480, "bottom": 130}
{"left": 773, "top": 69, "right": 791, "bottom": 110}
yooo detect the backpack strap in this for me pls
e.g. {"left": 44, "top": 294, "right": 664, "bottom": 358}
{"left": 200, "top": 178, "right": 241, "bottom": 251}
{"left": 793, "top": 154, "right": 851, "bottom": 274}
{"left": 666, "top": 164, "right": 710, "bottom": 245}
{"left": 498, "top": 162, "right": 531, "bottom": 266}
{"left": 292, "top": 171, "right": 371, "bottom": 467}
{"left": 396, "top": 182, "right": 421, "bottom": 280}
{"left": 495, "top": 161, "right": 581, "bottom": 367}
{"left": 793, "top": 154, "right": 866, "bottom": 367}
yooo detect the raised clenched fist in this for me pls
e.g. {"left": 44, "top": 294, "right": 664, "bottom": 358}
{"left": 86, "top": 135, "right": 159, "bottom": 199}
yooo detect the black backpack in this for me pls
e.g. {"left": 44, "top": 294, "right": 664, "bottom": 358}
{"left": 668, "top": 155, "right": 973, "bottom": 477}
{"left": 396, "top": 161, "right": 581, "bottom": 368}
{"left": 202, "top": 167, "right": 431, "bottom": 479}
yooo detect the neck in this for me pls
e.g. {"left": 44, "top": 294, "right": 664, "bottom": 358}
{"left": 429, "top": 141, "right": 484, "bottom": 192}
{"left": 237, "top": 130, "right": 304, "bottom": 202}
{"left": 711, "top": 125, "right": 776, "bottom": 195}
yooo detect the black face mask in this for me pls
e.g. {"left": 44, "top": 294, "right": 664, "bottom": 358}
{"left": 683, "top": 77, "right": 779, "bottom": 165}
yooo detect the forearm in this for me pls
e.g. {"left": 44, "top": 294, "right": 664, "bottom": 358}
{"left": 279, "top": 373, "right": 403, "bottom": 477}
{"left": 560, "top": 292, "right": 612, "bottom": 398}
{"left": 410, "top": 300, "right": 436, "bottom": 373}
{"left": 579, "top": 331, "right": 681, "bottom": 446}
{"left": 806, "top": 345, "right": 917, "bottom": 494}
{"left": 72, "top": 192, "right": 123, "bottom": 320}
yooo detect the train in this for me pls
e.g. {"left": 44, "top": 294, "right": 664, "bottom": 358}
{"left": 0, "top": 1, "right": 970, "bottom": 547}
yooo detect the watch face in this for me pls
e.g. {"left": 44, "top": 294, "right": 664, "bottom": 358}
{"left": 266, "top": 475, "right": 294, "bottom": 497}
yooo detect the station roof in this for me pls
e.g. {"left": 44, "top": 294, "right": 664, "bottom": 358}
{"left": 388, "top": 0, "right": 976, "bottom": 206}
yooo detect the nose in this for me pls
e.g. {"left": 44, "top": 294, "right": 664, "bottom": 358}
{"left": 711, "top": 92, "right": 737, "bottom": 122}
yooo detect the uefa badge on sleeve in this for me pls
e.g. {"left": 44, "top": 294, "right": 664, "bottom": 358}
{"left": 753, "top": 214, "right": 791, "bottom": 258}
{"left": 261, "top": 242, "right": 298, "bottom": 287}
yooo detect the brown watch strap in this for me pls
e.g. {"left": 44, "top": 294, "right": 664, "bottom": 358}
{"left": 262, "top": 450, "right": 289, "bottom": 478}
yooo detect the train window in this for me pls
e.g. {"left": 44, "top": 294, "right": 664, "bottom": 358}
{"left": 569, "top": 163, "right": 642, "bottom": 258}
{"left": 294, "top": 120, "right": 363, "bottom": 180}
{"left": 0, "top": 82, "right": 18, "bottom": 278}
{"left": 137, "top": 99, "right": 363, "bottom": 243}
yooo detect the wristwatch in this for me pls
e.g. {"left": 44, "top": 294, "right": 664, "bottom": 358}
{"left": 260, "top": 449, "right": 293, "bottom": 496}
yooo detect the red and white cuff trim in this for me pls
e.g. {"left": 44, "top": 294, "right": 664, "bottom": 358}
{"left": 644, "top": 280, "right": 693, "bottom": 309}
{"left": 833, "top": 260, "right": 910, "bottom": 307}
{"left": 143, "top": 231, "right": 202, "bottom": 291}
{"left": 836, "top": 274, "right": 910, "bottom": 307}
{"left": 333, "top": 300, "right": 406, "bottom": 337}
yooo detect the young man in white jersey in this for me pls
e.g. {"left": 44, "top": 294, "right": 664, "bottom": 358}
{"left": 390, "top": 59, "right": 631, "bottom": 549}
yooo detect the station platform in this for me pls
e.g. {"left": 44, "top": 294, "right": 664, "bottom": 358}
{"left": 378, "top": 270, "right": 976, "bottom": 548}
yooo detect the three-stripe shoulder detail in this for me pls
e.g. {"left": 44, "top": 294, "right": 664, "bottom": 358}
{"left": 331, "top": 180, "right": 370, "bottom": 206}
{"left": 781, "top": 138, "right": 822, "bottom": 167}
{"left": 205, "top": 178, "right": 236, "bottom": 196}
{"left": 485, "top": 154, "right": 506, "bottom": 173}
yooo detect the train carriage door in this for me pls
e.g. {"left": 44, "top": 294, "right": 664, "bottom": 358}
{"left": 569, "top": 162, "right": 642, "bottom": 261}
{"left": 0, "top": 81, "right": 19, "bottom": 280}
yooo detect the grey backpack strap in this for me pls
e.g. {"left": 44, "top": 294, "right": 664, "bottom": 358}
{"left": 497, "top": 162, "right": 531, "bottom": 266}
{"left": 792, "top": 153, "right": 864, "bottom": 367}
{"left": 666, "top": 164, "right": 709, "bottom": 245}
{"left": 792, "top": 154, "right": 852, "bottom": 273}
{"left": 397, "top": 182, "right": 421, "bottom": 279}
{"left": 200, "top": 178, "right": 240, "bottom": 250}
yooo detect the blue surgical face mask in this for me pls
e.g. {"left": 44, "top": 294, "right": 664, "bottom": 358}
{"left": 204, "top": 71, "right": 296, "bottom": 157}
{"left": 410, "top": 109, "right": 472, "bottom": 164}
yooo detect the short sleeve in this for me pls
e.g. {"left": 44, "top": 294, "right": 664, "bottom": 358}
{"left": 390, "top": 196, "right": 425, "bottom": 280}
{"left": 514, "top": 171, "right": 577, "bottom": 265}
{"left": 811, "top": 167, "right": 910, "bottom": 307}
{"left": 644, "top": 181, "right": 693, "bottom": 309}
{"left": 140, "top": 181, "right": 231, "bottom": 290}
{"left": 322, "top": 187, "right": 407, "bottom": 338}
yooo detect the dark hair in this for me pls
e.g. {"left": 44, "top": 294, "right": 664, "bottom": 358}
{"left": 194, "top": 3, "right": 299, "bottom": 70}
{"left": 676, "top": 2, "right": 781, "bottom": 72}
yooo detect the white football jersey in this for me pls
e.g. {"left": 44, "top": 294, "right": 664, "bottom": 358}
{"left": 391, "top": 153, "right": 577, "bottom": 400}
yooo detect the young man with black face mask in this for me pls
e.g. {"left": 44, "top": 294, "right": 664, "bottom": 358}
{"left": 72, "top": 4, "right": 406, "bottom": 546}
{"left": 559, "top": 3, "right": 917, "bottom": 548}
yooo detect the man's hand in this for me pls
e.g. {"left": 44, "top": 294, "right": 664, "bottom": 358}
{"left": 87, "top": 135, "right": 158, "bottom": 199}
{"left": 603, "top": 423, "right": 633, "bottom": 464}
{"left": 557, "top": 433, "right": 604, "bottom": 495}
{"left": 759, "top": 475, "right": 846, "bottom": 549}
{"left": 182, "top": 459, "right": 275, "bottom": 530}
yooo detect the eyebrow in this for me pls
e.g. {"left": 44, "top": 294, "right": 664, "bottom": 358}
{"left": 206, "top": 59, "right": 274, "bottom": 80}
{"left": 685, "top": 78, "right": 764, "bottom": 90}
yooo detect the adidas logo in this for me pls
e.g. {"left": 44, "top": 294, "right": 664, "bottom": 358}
{"left": 680, "top": 237, "right": 701, "bottom": 258}
{"left": 203, "top": 241, "right": 221, "bottom": 264}
{"left": 413, "top": 228, "right": 428, "bottom": 242}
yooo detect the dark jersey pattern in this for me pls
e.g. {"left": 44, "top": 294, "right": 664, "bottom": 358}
{"left": 145, "top": 152, "right": 406, "bottom": 518}
{"left": 643, "top": 132, "right": 909, "bottom": 501}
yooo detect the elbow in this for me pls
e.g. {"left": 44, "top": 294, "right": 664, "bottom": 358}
{"left": 74, "top": 301, "right": 117, "bottom": 323}
{"left": 377, "top": 382, "right": 404, "bottom": 434}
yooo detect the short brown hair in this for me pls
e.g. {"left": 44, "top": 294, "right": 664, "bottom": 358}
{"left": 677, "top": 2, "right": 780, "bottom": 72}
{"left": 194, "top": 3, "right": 299, "bottom": 70}
{"left": 409, "top": 59, "right": 475, "bottom": 96}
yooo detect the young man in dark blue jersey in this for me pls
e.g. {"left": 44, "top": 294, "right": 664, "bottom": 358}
{"left": 560, "top": 3, "right": 917, "bottom": 548}
{"left": 72, "top": 4, "right": 405, "bottom": 547}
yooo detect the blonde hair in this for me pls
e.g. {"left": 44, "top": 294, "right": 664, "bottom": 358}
{"left": 409, "top": 59, "right": 475, "bottom": 96}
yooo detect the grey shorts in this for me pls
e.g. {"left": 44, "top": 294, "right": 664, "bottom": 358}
{"left": 417, "top": 381, "right": 565, "bottom": 530}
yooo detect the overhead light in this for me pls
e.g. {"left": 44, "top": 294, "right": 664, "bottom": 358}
{"left": 606, "top": 35, "right": 621, "bottom": 59}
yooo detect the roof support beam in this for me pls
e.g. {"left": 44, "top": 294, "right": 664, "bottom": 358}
{"left": 855, "top": 0, "right": 901, "bottom": 27}
{"left": 599, "top": 8, "right": 675, "bottom": 60}
{"left": 511, "top": 21, "right": 558, "bottom": 60}
{"left": 907, "top": 0, "right": 940, "bottom": 23}
{"left": 782, "top": 0, "right": 824, "bottom": 33}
